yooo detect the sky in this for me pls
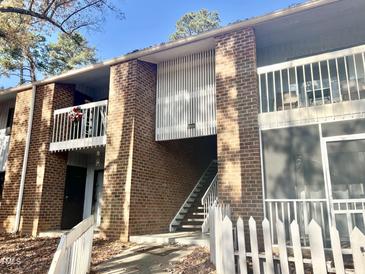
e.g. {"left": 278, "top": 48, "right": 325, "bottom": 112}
{"left": 1, "top": 0, "right": 303, "bottom": 88}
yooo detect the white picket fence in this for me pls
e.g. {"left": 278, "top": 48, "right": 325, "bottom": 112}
{"left": 209, "top": 204, "right": 365, "bottom": 274}
{"left": 48, "top": 216, "right": 95, "bottom": 274}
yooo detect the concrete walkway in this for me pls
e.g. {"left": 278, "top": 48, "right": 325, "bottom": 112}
{"left": 92, "top": 244, "right": 196, "bottom": 274}
{"left": 130, "top": 231, "right": 209, "bottom": 248}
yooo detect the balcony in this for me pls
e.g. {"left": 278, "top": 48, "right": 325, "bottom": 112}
{"left": 50, "top": 100, "right": 108, "bottom": 152}
{"left": 257, "top": 44, "right": 365, "bottom": 129}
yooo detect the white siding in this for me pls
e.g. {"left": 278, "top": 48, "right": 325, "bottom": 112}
{"left": 156, "top": 49, "right": 216, "bottom": 141}
{"left": 0, "top": 99, "right": 15, "bottom": 172}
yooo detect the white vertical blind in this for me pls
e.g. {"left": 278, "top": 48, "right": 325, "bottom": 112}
{"left": 156, "top": 49, "right": 216, "bottom": 141}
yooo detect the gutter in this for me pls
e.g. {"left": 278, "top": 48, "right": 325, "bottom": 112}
{"left": 13, "top": 84, "right": 36, "bottom": 233}
{"left": 0, "top": 0, "right": 341, "bottom": 96}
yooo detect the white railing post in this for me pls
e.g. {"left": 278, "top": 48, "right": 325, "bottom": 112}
{"left": 265, "top": 198, "right": 328, "bottom": 246}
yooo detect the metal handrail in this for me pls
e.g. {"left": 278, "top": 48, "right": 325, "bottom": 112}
{"left": 169, "top": 160, "right": 217, "bottom": 232}
{"left": 201, "top": 174, "right": 218, "bottom": 215}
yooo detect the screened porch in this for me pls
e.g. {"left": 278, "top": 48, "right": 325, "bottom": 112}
{"left": 261, "top": 119, "right": 365, "bottom": 247}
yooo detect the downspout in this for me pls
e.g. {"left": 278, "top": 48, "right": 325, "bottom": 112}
{"left": 13, "top": 84, "right": 36, "bottom": 233}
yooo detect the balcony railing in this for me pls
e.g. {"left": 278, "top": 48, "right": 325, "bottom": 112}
{"left": 50, "top": 100, "right": 108, "bottom": 152}
{"left": 258, "top": 45, "right": 365, "bottom": 113}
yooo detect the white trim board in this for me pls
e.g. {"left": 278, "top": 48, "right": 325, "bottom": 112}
{"left": 259, "top": 99, "right": 365, "bottom": 130}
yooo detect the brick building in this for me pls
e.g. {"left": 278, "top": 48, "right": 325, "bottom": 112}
{"left": 0, "top": 0, "right": 364, "bottom": 243}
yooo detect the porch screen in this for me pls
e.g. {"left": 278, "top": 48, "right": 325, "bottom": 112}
{"left": 322, "top": 118, "right": 365, "bottom": 137}
{"left": 262, "top": 125, "right": 325, "bottom": 199}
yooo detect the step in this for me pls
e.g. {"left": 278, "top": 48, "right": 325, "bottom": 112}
{"left": 185, "top": 218, "right": 204, "bottom": 222}
{"left": 181, "top": 221, "right": 204, "bottom": 226}
{"left": 188, "top": 212, "right": 205, "bottom": 216}
{"left": 181, "top": 224, "right": 202, "bottom": 229}
{"left": 176, "top": 227, "right": 200, "bottom": 232}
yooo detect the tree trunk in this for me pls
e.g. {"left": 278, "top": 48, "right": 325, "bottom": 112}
{"left": 19, "top": 64, "right": 24, "bottom": 85}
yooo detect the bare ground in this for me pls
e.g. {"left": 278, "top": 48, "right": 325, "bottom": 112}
{"left": 0, "top": 234, "right": 215, "bottom": 274}
{"left": 0, "top": 233, "right": 59, "bottom": 274}
{"left": 167, "top": 246, "right": 216, "bottom": 274}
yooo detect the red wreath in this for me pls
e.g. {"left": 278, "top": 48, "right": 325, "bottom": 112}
{"left": 68, "top": 106, "right": 83, "bottom": 122}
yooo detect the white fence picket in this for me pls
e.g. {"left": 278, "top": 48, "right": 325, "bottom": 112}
{"left": 249, "top": 217, "right": 260, "bottom": 274}
{"left": 209, "top": 203, "right": 360, "bottom": 274}
{"left": 222, "top": 216, "right": 235, "bottom": 274}
{"left": 330, "top": 226, "right": 345, "bottom": 274}
{"left": 350, "top": 227, "right": 365, "bottom": 274}
{"left": 237, "top": 217, "right": 247, "bottom": 274}
{"left": 209, "top": 205, "right": 216, "bottom": 264}
{"left": 262, "top": 218, "right": 274, "bottom": 274}
{"left": 290, "top": 220, "right": 304, "bottom": 274}
{"left": 215, "top": 206, "right": 223, "bottom": 274}
{"left": 308, "top": 220, "right": 327, "bottom": 274}
{"left": 276, "top": 219, "right": 289, "bottom": 274}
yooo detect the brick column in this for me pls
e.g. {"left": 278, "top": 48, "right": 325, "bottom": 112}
{"left": 101, "top": 60, "right": 138, "bottom": 241}
{"left": 215, "top": 28, "right": 264, "bottom": 223}
{"left": 0, "top": 84, "right": 74, "bottom": 235}
{"left": 101, "top": 60, "right": 213, "bottom": 240}
{"left": 0, "top": 89, "right": 32, "bottom": 232}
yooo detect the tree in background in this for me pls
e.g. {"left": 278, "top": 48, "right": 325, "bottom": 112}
{"left": 170, "top": 9, "right": 220, "bottom": 41}
{"left": 0, "top": 0, "right": 124, "bottom": 38}
{"left": 0, "top": 8, "right": 46, "bottom": 83}
{"left": 0, "top": 0, "right": 122, "bottom": 85}
{"left": 0, "top": 12, "right": 96, "bottom": 83}
{"left": 43, "top": 32, "right": 97, "bottom": 76}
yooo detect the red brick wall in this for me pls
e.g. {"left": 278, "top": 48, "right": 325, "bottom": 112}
{"left": 101, "top": 60, "right": 137, "bottom": 241}
{"left": 0, "top": 84, "right": 73, "bottom": 235}
{"left": 0, "top": 89, "right": 32, "bottom": 232}
{"left": 129, "top": 61, "right": 214, "bottom": 235}
{"left": 215, "top": 28, "right": 264, "bottom": 223}
{"left": 101, "top": 60, "right": 215, "bottom": 240}
{"left": 37, "top": 84, "right": 74, "bottom": 232}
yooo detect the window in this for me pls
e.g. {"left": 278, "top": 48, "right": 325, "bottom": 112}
{"left": 6, "top": 108, "right": 14, "bottom": 129}
{"left": 0, "top": 172, "right": 4, "bottom": 200}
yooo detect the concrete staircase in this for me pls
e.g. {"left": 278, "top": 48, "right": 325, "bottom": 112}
{"left": 171, "top": 160, "right": 217, "bottom": 232}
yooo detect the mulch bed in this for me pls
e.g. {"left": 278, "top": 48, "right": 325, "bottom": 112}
{"left": 0, "top": 233, "right": 59, "bottom": 274}
{"left": 168, "top": 246, "right": 216, "bottom": 274}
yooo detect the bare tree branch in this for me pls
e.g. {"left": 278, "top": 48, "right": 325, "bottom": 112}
{"left": 0, "top": 0, "right": 123, "bottom": 37}
{"left": 0, "top": 6, "right": 69, "bottom": 35}
{"left": 60, "top": 0, "right": 103, "bottom": 26}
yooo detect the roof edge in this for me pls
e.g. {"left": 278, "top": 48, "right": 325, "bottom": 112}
{"left": 0, "top": 0, "right": 341, "bottom": 96}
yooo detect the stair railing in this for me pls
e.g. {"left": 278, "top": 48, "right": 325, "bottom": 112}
{"left": 169, "top": 160, "right": 217, "bottom": 232}
{"left": 201, "top": 174, "right": 218, "bottom": 233}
